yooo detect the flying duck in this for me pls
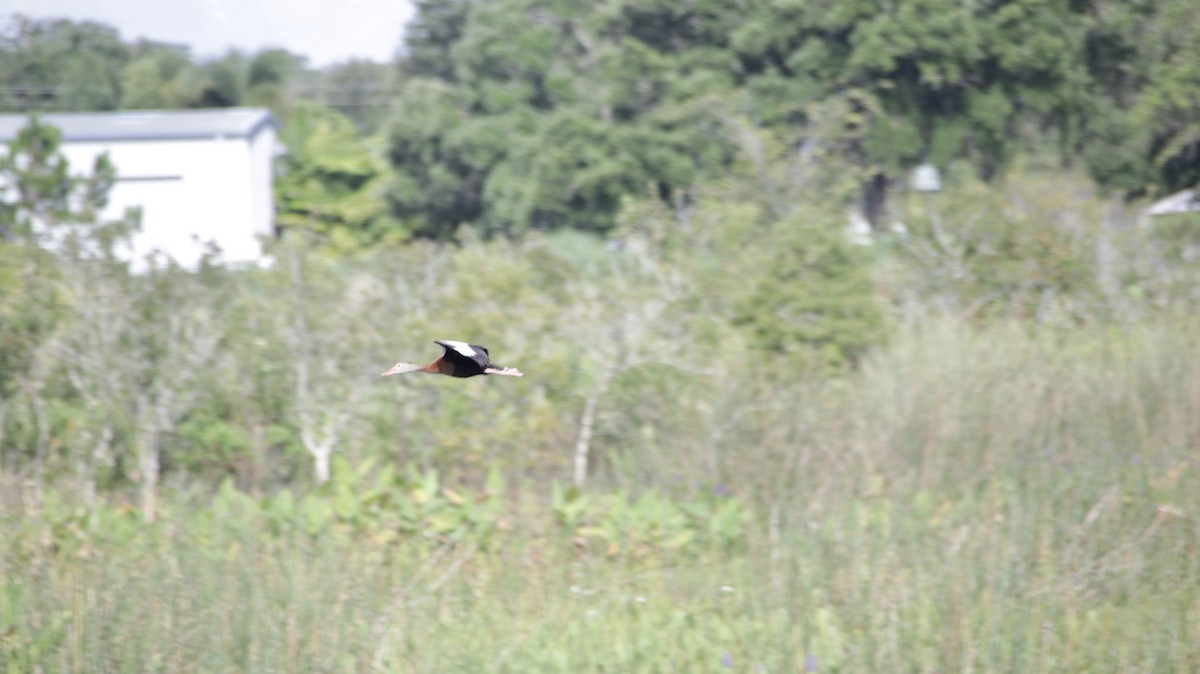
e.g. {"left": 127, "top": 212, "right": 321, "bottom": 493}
{"left": 381, "top": 340, "right": 524, "bottom": 378}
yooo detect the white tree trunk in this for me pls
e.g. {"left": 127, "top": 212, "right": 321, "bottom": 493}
{"left": 138, "top": 430, "right": 160, "bottom": 523}
{"left": 137, "top": 393, "right": 171, "bottom": 523}
{"left": 573, "top": 393, "right": 599, "bottom": 489}
{"left": 312, "top": 441, "right": 334, "bottom": 484}
{"left": 573, "top": 361, "right": 619, "bottom": 490}
{"left": 301, "top": 419, "right": 343, "bottom": 485}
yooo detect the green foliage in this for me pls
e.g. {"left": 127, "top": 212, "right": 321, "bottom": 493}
{"left": 0, "top": 16, "right": 315, "bottom": 116}
{"left": 244, "top": 48, "right": 305, "bottom": 108}
{"left": 0, "top": 589, "right": 70, "bottom": 674}
{"left": 485, "top": 109, "right": 708, "bottom": 234}
{"left": 3, "top": 2, "right": 1198, "bottom": 241}
{"left": 3, "top": 319, "right": 1200, "bottom": 671}
{"left": 404, "top": 0, "right": 474, "bottom": 81}
{"left": 1131, "top": 0, "right": 1200, "bottom": 195}
{"left": 1148, "top": 212, "right": 1200, "bottom": 258}
{"left": 118, "top": 46, "right": 208, "bottom": 110}
{"left": 0, "top": 243, "right": 60, "bottom": 398}
{"left": 7, "top": 4, "right": 1200, "bottom": 667}
{"left": 376, "top": 0, "right": 1200, "bottom": 236}
{"left": 0, "top": 117, "right": 73, "bottom": 238}
{"left": 275, "top": 102, "right": 399, "bottom": 251}
{"left": 733, "top": 213, "right": 885, "bottom": 368}
{"left": 299, "top": 458, "right": 508, "bottom": 544}
{"left": 382, "top": 0, "right": 741, "bottom": 239}
{"left": 0, "top": 16, "right": 127, "bottom": 112}
{"left": 304, "top": 59, "right": 397, "bottom": 132}
{"left": 889, "top": 168, "right": 1120, "bottom": 323}
{"left": 0, "top": 115, "right": 136, "bottom": 433}
{"left": 384, "top": 79, "right": 496, "bottom": 237}
{"left": 552, "top": 482, "right": 746, "bottom": 557}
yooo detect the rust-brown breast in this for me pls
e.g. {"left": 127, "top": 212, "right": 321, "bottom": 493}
{"left": 435, "top": 358, "right": 456, "bottom": 376}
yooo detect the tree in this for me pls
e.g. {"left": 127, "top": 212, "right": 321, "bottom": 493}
{"left": 56, "top": 254, "right": 227, "bottom": 521}
{"left": 0, "top": 241, "right": 60, "bottom": 478}
{"left": 245, "top": 48, "right": 307, "bottom": 109}
{"left": 385, "top": 79, "right": 495, "bottom": 238}
{"left": 724, "top": 0, "right": 1147, "bottom": 228}
{"left": 0, "top": 116, "right": 137, "bottom": 251}
{"left": 276, "top": 102, "right": 398, "bottom": 251}
{"left": 0, "top": 17, "right": 128, "bottom": 112}
{"left": 304, "top": 59, "right": 397, "bottom": 132}
{"left": 618, "top": 102, "right": 885, "bottom": 371}
{"left": 386, "top": 0, "right": 737, "bottom": 239}
{"left": 1131, "top": 0, "right": 1200, "bottom": 195}
{"left": 119, "top": 45, "right": 208, "bottom": 109}
{"left": 0, "top": 116, "right": 137, "bottom": 489}
{"left": 0, "top": 118, "right": 221, "bottom": 521}
{"left": 890, "top": 170, "right": 1109, "bottom": 324}
{"left": 543, "top": 233, "right": 683, "bottom": 488}
{"left": 402, "top": 0, "right": 475, "bottom": 81}
{"left": 732, "top": 213, "right": 883, "bottom": 368}
{"left": 276, "top": 237, "right": 382, "bottom": 484}
{"left": 1, "top": 118, "right": 73, "bottom": 240}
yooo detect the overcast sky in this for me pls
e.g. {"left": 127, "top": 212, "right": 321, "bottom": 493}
{"left": 7, "top": 0, "right": 417, "bottom": 68}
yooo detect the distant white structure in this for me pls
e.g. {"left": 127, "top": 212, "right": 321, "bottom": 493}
{"left": 0, "top": 108, "right": 280, "bottom": 269}
{"left": 910, "top": 163, "right": 942, "bottom": 192}
{"left": 1146, "top": 188, "right": 1200, "bottom": 217}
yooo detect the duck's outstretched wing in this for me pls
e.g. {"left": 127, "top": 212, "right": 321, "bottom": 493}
{"left": 484, "top": 366, "right": 524, "bottom": 377}
{"left": 435, "top": 340, "right": 491, "bottom": 370}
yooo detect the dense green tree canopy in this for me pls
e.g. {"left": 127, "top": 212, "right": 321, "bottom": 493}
{"left": 1131, "top": 0, "right": 1200, "bottom": 195}
{"left": 377, "top": 0, "right": 1200, "bottom": 238}
{"left": 0, "top": 16, "right": 313, "bottom": 113}
{"left": 0, "top": 16, "right": 128, "bottom": 112}
{"left": 3, "top": 2, "right": 1199, "bottom": 237}
{"left": 276, "top": 101, "right": 398, "bottom": 250}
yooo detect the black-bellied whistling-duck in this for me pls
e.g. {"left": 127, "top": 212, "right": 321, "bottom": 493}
{"left": 381, "top": 340, "right": 525, "bottom": 379}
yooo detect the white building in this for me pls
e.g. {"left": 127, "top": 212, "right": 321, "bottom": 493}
{"left": 0, "top": 107, "right": 280, "bottom": 268}
{"left": 1146, "top": 188, "right": 1200, "bottom": 217}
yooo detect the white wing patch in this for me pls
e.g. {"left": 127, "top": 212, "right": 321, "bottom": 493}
{"left": 440, "top": 340, "right": 476, "bottom": 357}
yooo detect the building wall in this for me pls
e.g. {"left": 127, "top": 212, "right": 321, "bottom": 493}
{"left": 248, "top": 126, "right": 278, "bottom": 241}
{"left": 58, "top": 133, "right": 273, "bottom": 269}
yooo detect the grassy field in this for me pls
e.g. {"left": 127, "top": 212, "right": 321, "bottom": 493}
{"left": 3, "top": 319, "right": 1199, "bottom": 673}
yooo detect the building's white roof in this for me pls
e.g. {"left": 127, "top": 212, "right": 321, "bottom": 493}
{"left": 0, "top": 107, "right": 279, "bottom": 143}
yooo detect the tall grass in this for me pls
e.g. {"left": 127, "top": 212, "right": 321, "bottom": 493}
{"left": 3, "top": 317, "right": 1198, "bottom": 672}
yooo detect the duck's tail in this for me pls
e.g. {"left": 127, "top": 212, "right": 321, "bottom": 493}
{"left": 484, "top": 366, "right": 524, "bottom": 377}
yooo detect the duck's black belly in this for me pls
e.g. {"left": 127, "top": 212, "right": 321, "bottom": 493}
{"left": 449, "top": 361, "right": 485, "bottom": 378}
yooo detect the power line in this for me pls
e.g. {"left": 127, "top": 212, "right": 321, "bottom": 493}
{"left": 0, "top": 85, "right": 411, "bottom": 97}
{"left": 0, "top": 84, "right": 409, "bottom": 113}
